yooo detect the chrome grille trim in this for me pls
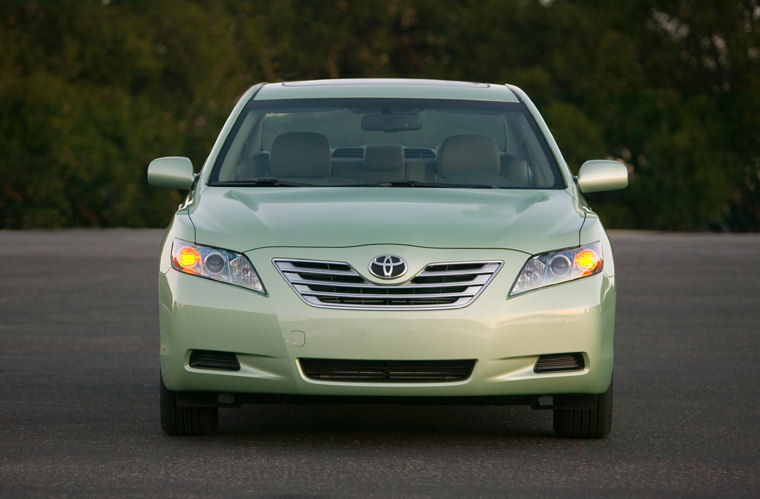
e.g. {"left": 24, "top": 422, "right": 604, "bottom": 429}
{"left": 273, "top": 258, "right": 503, "bottom": 310}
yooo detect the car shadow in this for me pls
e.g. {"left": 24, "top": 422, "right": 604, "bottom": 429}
{"left": 211, "top": 403, "right": 555, "bottom": 444}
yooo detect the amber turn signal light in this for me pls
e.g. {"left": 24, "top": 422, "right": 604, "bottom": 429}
{"left": 174, "top": 246, "right": 201, "bottom": 273}
{"left": 575, "top": 249, "right": 602, "bottom": 275}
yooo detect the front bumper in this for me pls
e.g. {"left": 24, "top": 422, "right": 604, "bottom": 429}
{"left": 159, "top": 246, "right": 615, "bottom": 397}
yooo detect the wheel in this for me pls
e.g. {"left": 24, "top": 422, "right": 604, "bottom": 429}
{"left": 553, "top": 377, "right": 613, "bottom": 438}
{"left": 160, "top": 375, "right": 218, "bottom": 436}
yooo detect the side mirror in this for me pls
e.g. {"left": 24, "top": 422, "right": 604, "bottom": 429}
{"left": 576, "top": 160, "right": 628, "bottom": 193}
{"left": 147, "top": 157, "right": 195, "bottom": 190}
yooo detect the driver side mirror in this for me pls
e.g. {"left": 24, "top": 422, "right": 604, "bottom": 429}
{"left": 576, "top": 160, "right": 628, "bottom": 193}
{"left": 147, "top": 157, "right": 195, "bottom": 190}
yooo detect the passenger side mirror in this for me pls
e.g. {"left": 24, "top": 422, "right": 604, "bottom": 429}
{"left": 576, "top": 160, "right": 628, "bottom": 193}
{"left": 147, "top": 157, "right": 195, "bottom": 190}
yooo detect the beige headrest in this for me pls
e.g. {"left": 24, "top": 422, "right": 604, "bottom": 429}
{"left": 270, "top": 132, "right": 331, "bottom": 178}
{"left": 438, "top": 135, "right": 500, "bottom": 178}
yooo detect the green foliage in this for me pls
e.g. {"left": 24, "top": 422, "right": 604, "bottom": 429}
{"left": 0, "top": 0, "right": 758, "bottom": 230}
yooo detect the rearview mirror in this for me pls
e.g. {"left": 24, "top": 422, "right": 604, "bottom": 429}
{"left": 576, "top": 160, "right": 628, "bottom": 193}
{"left": 147, "top": 157, "right": 195, "bottom": 190}
{"left": 361, "top": 113, "right": 421, "bottom": 132}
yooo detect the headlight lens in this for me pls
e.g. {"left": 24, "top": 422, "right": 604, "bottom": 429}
{"left": 509, "top": 241, "right": 603, "bottom": 296}
{"left": 171, "top": 238, "right": 265, "bottom": 294}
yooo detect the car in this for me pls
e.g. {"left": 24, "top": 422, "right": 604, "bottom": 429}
{"left": 147, "top": 78, "right": 627, "bottom": 438}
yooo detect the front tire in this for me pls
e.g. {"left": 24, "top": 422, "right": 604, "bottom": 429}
{"left": 553, "top": 378, "right": 613, "bottom": 438}
{"left": 160, "top": 376, "right": 218, "bottom": 436}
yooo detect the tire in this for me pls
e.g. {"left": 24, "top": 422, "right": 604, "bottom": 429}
{"left": 553, "top": 377, "right": 613, "bottom": 438}
{"left": 160, "top": 375, "right": 218, "bottom": 436}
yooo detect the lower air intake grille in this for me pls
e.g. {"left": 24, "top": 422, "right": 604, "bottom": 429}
{"left": 299, "top": 358, "right": 476, "bottom": 383}
{"left": 189, "top": 350, "right": 241, "bottom": 371}
{"left": 534, "top": 353, "right": 585, "bottom": 373}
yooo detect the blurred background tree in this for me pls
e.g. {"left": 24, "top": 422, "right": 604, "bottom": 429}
{"left": 1, "top": 0, "right": 758, "bottom": 230}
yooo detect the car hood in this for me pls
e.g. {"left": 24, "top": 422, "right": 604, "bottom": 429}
{"left": 188, "top": 187, "right": 584, "bottom": 254}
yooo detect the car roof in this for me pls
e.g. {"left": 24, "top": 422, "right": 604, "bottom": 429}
{"left": 254, "top": 78, "right": 520, "bottom": 102}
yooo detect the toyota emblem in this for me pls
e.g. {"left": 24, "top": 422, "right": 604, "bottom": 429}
{"left": 368, "top": 255, "right": 408, "bottom": 279}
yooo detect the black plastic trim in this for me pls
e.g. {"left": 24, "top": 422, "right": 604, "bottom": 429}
{"left": 534, "top": 353, "right": 585, "bottom": 373}
{"left": 189, "top": 350, "right": 241, "bottom": 371}
{"left": 299, "top": 358, "right": 476, "bottom": 383}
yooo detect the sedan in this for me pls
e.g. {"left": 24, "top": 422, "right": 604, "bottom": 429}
{"left": 148, "top": 78, "right": 628, "bottom": 437}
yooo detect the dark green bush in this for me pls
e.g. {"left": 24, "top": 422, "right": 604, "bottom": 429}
{"left": 1, "top": 0, "right": 757, "bottom": 230}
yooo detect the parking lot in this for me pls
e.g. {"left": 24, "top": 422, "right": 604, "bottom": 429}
{"left": 1, "top": 230, "right": 758, "bottom": 496}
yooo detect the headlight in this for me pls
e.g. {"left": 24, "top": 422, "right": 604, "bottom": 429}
{"left": 509, "top": 241, "right": 603, "bottom": 296}
{"left": 171, "top": 238, "right": 265, "bottom": 294}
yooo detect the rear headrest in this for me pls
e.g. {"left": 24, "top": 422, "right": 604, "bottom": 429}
{"left": 270, "top": 132, "right": 330, "bottom": 178}
{"left": 438, "top": 135, "right": 500, "bottom": 178}
{"left": 365, "top": 144, "right": 404, "bottom": 172}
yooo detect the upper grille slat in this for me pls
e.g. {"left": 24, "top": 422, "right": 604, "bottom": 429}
{"left": 294, "top": 289, "right": 480, "bottom": 300}
{"left": 280, "top": 267, "right": 357, "bottom": 276}
{"left": 274, "top": 258, "right": 502, "bottom": 310}
{"left": 417, "top": 263, "right": 502, "bottom": 276}
{"left": 287, "top": 275, "right": 490, "bottom": 288}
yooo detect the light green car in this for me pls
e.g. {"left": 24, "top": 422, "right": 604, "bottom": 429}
{"left": 148, "top": 79, "right": 627, "bottom": 438}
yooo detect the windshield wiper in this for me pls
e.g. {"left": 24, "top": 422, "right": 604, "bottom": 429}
{"left": 213, "top": 177, "right": 309, "bottom": 187}
{"left": 345, "top": 180, "right": 501, "bottom": 189}
{"left": 348, "top": 180, "right": 440, "bottom": 188}
{"left": 215, "top": 178, "right": 502, "bottom": 189}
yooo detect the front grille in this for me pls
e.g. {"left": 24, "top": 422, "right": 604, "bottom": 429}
{"left": 273, "top": 258, "right": 502, "bottom": 310}
{"left": 189, "top": 350, "right": 241, "bottom": 371}
{"left": 299, "top": 358, "right": 476, "bottom": 382}
{"left": 534, "top": 353, "right": 585, "bottom": 373}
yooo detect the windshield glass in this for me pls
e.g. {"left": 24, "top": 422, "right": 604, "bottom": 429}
{"left": 209, "top": 98, "right": 564, "bottom": 189}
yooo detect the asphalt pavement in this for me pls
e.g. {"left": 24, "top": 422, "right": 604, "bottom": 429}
{"left": 0, "top": 229, "right": 758, "bottom": 496}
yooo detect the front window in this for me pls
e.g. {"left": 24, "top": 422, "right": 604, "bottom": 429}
{"left": 209, "top": 98, "right": 564, "bottom": 189}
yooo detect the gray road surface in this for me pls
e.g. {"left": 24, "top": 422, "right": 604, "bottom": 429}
{"left": 0, "top": 230, "right": 758, "bottom": 496}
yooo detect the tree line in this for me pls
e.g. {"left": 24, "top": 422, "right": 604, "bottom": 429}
{"left": 1, "top": 0, "right": 758, "bottom": 230}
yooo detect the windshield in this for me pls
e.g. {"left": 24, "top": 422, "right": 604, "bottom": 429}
{"left": 209, "top": 98, "right": 564, "bottom": 189}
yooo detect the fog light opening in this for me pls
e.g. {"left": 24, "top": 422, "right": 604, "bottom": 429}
{"left": 534, "top": 353, "right": 585, "bottom": 373}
